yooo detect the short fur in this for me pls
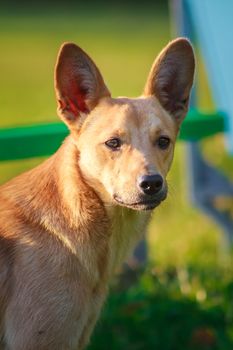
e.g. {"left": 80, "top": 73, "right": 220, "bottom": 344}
{"left": 0, "top": 38, "right": 195, "bottom": 349}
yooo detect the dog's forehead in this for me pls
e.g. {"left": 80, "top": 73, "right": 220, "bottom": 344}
{"left": 83, "top": 96, "right": 177, "bottom": 141}
{"left": 98, "top": 96, "right": 175, "bottom": 131}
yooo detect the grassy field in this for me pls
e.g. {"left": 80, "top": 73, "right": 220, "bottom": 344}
{"left": 0, "top": 3, "right": 233, "bottom": 349}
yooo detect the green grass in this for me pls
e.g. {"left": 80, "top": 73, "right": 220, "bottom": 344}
{"left": 90, "top": 266, "right": 233, "bottom": 350}
{"left": 0, "top": 4, "right": 233, "bottom": 349}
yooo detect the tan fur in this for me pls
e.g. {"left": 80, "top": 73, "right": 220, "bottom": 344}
{"left": 0, "top": 38, "right": 195, "bottom": 349}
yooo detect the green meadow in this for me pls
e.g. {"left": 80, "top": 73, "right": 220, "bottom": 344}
{"left": 1, "top": 4, "right": 233, "bottom": 349}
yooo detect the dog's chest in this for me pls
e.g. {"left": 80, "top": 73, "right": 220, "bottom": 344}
{"left": 107, "top": 208, "right": 149, "bottom": 275}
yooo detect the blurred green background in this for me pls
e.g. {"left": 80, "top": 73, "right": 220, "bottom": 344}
{"left": 1, "top": 1, "right": 233, "bottom": 349}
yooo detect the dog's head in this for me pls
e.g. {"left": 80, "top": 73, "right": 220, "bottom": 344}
{"left": 54, "top": 39, "right": 195, "bottom": 210}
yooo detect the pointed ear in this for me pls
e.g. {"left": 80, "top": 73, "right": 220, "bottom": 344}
{"left": 144, "top": 38, "right": 195, "bottom": 124}
{"left": 54, "top": 42, "right": 111, "bottom": 127}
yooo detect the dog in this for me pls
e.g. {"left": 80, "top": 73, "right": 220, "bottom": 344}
{"left": 0, "top": 38, "right": 195, "bottom": 349}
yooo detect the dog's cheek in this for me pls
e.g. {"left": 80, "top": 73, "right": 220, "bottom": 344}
{"left": 95, "top": 152, "right": 120, "bottom": 195}
{"left": 78, "top": 145, "right": 111, "bottom": 184}
{"left": 163, "top": 147, "right": 175, "bottom": 175}
{"left": 78, "top": 146, "right": 99, "bottom": 180}
{"left": 104, "top": 151, "right": 142, "bottom": 201}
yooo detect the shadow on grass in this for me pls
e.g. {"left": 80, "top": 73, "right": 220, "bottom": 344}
{"left": 89, "top": 266, "right": 233, "bottom": 350}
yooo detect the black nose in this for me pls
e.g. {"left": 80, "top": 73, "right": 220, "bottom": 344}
{"left": 138, "top": 174, "right": 163, "bottom": 196}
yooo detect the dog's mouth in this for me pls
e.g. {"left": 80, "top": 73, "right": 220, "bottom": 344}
{"left": 113, "top": 193, "right": 167, "bottom": 211}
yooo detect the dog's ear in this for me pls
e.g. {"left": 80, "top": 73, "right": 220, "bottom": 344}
{"left": 144, "top": 38, "right": 195, "bottom": 124}
{"left": 55, "top": 43, "right": 110, "bottom": 127}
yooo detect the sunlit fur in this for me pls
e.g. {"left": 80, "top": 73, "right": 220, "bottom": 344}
{"left": 0, "top": 38, "right": 194, "bottom": 349}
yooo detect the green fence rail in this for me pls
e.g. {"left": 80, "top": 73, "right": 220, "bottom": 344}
{"left": 0, "top": 109, "right": 225, "bottom": 161}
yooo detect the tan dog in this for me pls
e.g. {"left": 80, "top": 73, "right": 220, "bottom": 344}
{"left": 0, "top": 38, "right": 194, "bottom": 349}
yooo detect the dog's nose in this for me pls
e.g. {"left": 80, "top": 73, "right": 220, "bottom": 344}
{"left": 137, "top": 174, "right": 163, "bottom": 196}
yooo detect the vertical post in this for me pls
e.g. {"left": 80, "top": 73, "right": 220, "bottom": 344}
{"left": 170, "top": 0, "right": 233, "bottom": 242}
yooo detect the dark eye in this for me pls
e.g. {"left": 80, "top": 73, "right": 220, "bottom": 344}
{"left": 157, "top": 136, "right": 170, "bottom": 150}
{"left": 105, "top": 138, "right": 121, "bottom": 150}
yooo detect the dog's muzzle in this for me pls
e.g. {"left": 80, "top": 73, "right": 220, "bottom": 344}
{"left": 113, "top": 185, "right": 167, "bottom": 211}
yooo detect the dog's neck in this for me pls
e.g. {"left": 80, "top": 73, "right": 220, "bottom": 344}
{"left": 2, "top": 137, "right": 109, "bottom": 242}
{"left": 56, "top": 137, "right": 109, "bottom": 236}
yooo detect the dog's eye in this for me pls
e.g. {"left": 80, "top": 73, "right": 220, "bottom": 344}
{"left": 157, "top": 136, "right": 170, "bottom": 150}
{"left": 105, "top": 138, "right": 121, "bottom": 150}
